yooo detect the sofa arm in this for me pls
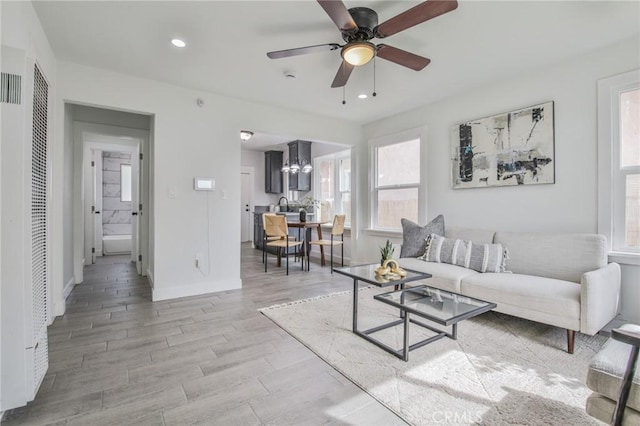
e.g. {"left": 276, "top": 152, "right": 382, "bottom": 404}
{"left": 392, "top": 243, "right": 402, "bottom": 258}
{"left": 580, "top": 262, "right": 621, "bottom": 335}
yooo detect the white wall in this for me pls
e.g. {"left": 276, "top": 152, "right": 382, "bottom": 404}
{"left": 62, "top": 104, "right": 74, "bottom": 297}
{"left": 358, "top": 36, "right": 640, "bottom": 322}
{"left": 73, "top": 104, "right": 150, "bottom": 131}
{"left": 55, "top": 61, "right": 362, "bottom": 302}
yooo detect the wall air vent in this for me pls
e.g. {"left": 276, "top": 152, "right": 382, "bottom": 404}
{"left": 31, "top": 63, "right": 49, "bottom": 396}
{"left": 1, "top": 72, "right": 22, "bottom": 104}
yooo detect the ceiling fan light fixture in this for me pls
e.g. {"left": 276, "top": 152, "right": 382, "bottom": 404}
{"left": 240, "top": 130, "right": 254, "bottom": 141}
{"left": 171, "top": 38, "right": 187, "bottom": 48}
{"left": 341, "top": 42, "right": 375, "bottom": 66}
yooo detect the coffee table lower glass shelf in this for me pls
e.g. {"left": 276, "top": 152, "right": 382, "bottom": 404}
{"left": 371, "top": 285, "right": 496, "bottom": 361}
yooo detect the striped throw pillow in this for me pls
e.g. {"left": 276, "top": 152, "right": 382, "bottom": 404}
{"left": 420, "top": 234, "right": 508, "bottom": 273}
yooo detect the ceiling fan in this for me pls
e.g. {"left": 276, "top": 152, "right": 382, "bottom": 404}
{"left": 267, "top": 0, "right": 458, "bottom": 88}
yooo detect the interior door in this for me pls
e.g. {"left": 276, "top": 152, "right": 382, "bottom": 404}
{"left": 94, "top": 151, "right": 103, "bottom": 260}
{"left": 91, "top": 150, "right": 102, "bottom": 264}
{"left": 131, "top": 148, "right": 140, "bottom": 273}
{"left": 241, "top": 172, "right": 251, "bottom": 242}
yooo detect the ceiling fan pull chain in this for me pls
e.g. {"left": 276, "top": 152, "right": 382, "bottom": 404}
{"left": 342, "top": 86, "right": 346, "bottom": 105}
{"left": 373, "top": 56, "right": 377, "bottom": 97}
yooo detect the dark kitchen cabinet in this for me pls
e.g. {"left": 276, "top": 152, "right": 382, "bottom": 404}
{"left": 265, "top": 150, "right": 283, "bottom": 194}
{"left": 288, "top": 140, "right": 311, "bottom": 192}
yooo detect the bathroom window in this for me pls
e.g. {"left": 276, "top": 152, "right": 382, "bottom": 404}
{"left": 121, "top": 164, "right": 132, "bottom": 202}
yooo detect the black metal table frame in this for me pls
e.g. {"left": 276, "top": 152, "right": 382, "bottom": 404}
{"left": 338, "top": 265, "right": 496, "bottom": 362}
{"left": 372, "top": 286, "right": 496, "bottom": 361}
{"left": 333, "top": 265, "right": 430, "bottom": 361}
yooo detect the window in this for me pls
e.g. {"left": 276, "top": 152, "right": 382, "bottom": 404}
{"left": 618, "top": 89, "right": 639, "bottom": 249}
{"left": 371, "top": 137, "right": 421, "bottom": 230}
{"left": 314, "top": 149, "right": 351, "bottom": 225}
{"left": 598, "top": 70, "right": 640, "bottom": 254}
{"left": 120, "top": 164, "right": 132, "bottom": 202}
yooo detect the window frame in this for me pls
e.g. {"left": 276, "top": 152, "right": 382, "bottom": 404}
{"left": 313, "top": 149, "right": 351, "bottom": 226}
{"left": 597, "top": 69, "right": 640, "bottom": 261}
{"left": 368, "top": 128, "right": 425, "bottom": 232}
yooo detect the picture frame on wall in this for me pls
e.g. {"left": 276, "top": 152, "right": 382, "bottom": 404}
{"left": 450, "top": 101, "right": 555, "bottom": 189}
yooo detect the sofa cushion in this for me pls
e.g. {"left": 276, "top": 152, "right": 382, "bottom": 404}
{"left": 399, "top": 215, "right": 445, "bottom": 258}
{"left": 398, "top": 257, "right": 478, "bottom": 293}
{"left": 493, "top": 232, "right": 607, "bottom": 283}
{"left": 586, "top": 393, "right": 640, "bottom": 425}
{"left": 587, "top": 323, "right": 640, "bottom": 412}
{"left": 460, "top": 273, "right": 581, "bottom": 320}
{"left": 421, "top": 234, "right": 507, "bottom": 273}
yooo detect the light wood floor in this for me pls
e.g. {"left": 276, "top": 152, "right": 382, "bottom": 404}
{"left": 3, "top": 243, "right": 405, "bottom": 425}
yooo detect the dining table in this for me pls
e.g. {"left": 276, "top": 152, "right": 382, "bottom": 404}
{"left": 286, "top": 221, "right": 326, "bottom": 269}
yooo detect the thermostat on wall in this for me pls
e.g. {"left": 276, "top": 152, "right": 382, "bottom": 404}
{"left": 194, "top": 177, "right": 215, "bottom": 191}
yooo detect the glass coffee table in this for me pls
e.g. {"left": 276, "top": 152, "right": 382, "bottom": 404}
{"left": 334, "top": 264, "right": 496, "bottom": 361}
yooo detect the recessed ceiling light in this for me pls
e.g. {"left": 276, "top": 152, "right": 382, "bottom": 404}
{"left": 358, "top": 94, "right": 368, "bottom": 99}
{"left": 171, "top": 38, "right": 186, "bottom": 48}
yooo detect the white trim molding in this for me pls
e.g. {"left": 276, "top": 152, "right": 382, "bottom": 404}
{"left": 597, "top": 69, "right": 640, "bottom": 263}
{"left": 368, "top": 126, "right": 427, "bottom": 231}
{"left": 62, "top": 277, "right": 76, "bottom": 301}
{"left": 152, "top": 278, "right": 241, "bottom": 302}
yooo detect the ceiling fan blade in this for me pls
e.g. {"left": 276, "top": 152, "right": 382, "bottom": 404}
{"left": 317, "top": 0, "right": 358, "bottom": 32}
{"left": 331, "top": 61, "right": 354, "bottom": 88}
{"left": 267, "top": 43, "right": 341, "bottom": 59}
{"left": 376, "top": 44, "right": 431, "bottom": 71}
{"left": 375, "top": 0, "right": 458, "bottom": 38}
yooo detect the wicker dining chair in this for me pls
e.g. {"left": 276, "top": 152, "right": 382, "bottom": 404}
{"left": 309, "top": 214, "right": 345, "bottom": 273}
{"left": 263, "top": 214, "right": 304, "bottom": 275}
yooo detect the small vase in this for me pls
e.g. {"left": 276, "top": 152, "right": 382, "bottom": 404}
{"left": 299, "top": 209, "right": 307, "bottom": 222}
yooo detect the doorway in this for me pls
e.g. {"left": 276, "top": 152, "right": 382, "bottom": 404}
{"left": 73, "top": 121, "right": 150, "bottom": 284}
{"left": 87, "top": 146, "right": 138, "bottom": 263}
{"left": 240, "top": 167, "right": 254, "bottom": 242}
{"left": 84, "top": 139, "right": 140, "bottom": 267}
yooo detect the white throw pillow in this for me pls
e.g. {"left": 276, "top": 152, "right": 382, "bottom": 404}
{"left": 421, "top": 234, "right": 509, "bottom": 273}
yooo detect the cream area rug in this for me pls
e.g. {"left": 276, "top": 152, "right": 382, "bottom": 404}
{"left": 260, "top": 287, "right": 607, "bottom": 426}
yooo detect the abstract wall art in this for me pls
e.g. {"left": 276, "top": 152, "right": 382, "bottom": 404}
{"left": 450, "top": 101, "right": 555, "bottom": 189}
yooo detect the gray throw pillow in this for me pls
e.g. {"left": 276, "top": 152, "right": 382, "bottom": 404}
{"left": 400, "top": 215, "right": 445, "bottom": 258}
{"left": 421, "top": 233, "right": 509, "bottom": 273}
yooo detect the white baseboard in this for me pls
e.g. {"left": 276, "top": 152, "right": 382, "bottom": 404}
{"left": 63, "top": 276, "right": 76, "bottom": 300}
{"left": 152, "top": 278, "right": 241, "bottom": 302}
{"left": 146, "top": 268, "right": 154, "bottom": 289}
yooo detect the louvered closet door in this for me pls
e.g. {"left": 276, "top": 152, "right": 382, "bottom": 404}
{"left": 30, "top": 63, "right": 49, "bottom": 395}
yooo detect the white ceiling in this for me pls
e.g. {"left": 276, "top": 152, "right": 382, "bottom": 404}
{"left": 33, "top": 0, "right": 639, "bottom": 128}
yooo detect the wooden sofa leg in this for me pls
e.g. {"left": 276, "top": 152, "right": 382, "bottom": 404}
{"left": 567, "top": 329, "right": 575, "bottom": 354}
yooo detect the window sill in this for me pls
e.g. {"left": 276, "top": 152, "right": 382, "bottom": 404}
{"left": 363, "top": 228, "right": 403, "bottom": 239}
{"left": 608, "top": 251, "right": 640, "bottom": 266}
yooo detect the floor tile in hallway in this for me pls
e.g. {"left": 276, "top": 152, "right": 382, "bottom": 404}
{"left": 3, "top": 244, "right": 405, "bottom": 425}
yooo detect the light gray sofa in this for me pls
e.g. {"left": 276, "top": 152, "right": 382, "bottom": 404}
{"left": 394, "top": 228, "right": 621, "bottom": 353}
{"left": 586, "top": 323, "right": 640, "bottom": 424}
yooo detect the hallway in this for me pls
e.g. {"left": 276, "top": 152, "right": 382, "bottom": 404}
{"left": 3, "top": 247, "right": 404, "bottom": 425}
